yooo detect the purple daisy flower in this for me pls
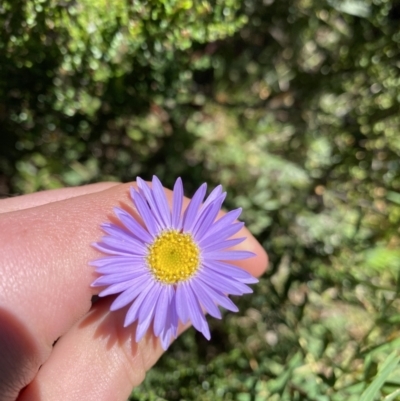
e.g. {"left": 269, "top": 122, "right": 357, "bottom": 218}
{"left": 90, "top": 176, "right": 258, "bottom": 350}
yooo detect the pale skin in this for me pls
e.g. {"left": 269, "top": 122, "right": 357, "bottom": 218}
{"left": 0, "top": 182, "right": 268, "bottom": 401}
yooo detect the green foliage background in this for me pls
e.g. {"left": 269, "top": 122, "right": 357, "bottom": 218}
{"left": 1, "top": 0, "right": 400, "bottom": 399}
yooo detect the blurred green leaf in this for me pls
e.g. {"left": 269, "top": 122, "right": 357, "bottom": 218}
{"left": 362, "top": 247, "right": 400, "bottom": 273}
{"left": 384, "top": 389, "right": 400, "bottom": 401}
{"left": 360, "top": 352, "right": 400, "bottom": 401}
{"left": 328, "top": 0, "right": 371, "bottom": 18}
{"left": 387, "top": 191, "right": 400, "bottom": 205}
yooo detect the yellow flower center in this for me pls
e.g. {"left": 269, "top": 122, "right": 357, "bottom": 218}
{"left": 146, "top": 230, "right": 200, "bottom": 284}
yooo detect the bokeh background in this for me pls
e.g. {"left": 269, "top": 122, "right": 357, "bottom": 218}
{"left": 2, "top": 0, "right": 400, "bottom": 399}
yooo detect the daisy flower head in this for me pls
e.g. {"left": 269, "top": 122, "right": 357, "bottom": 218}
{"left": 90, "top": 176, "right": 258, "bottom": 350}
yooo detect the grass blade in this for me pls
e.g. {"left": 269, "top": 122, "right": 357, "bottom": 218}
{"left": 360, "top": 351, "right": 400, "bottom": 401}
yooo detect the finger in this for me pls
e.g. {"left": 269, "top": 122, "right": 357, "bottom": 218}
{"left": 0, "top": 181, "right": 268, "bottom": 398}
{"left": 1, "top": 182, "right": 140, "bottom": 347}
{"left": 0, "top": 182, "right": 119, "bottom": 213}
{"left": 18, "top": 298, "right": 184, "bottom": 401}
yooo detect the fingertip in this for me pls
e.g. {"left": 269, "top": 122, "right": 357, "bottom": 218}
{"left": 253, "top": 239, "right": 269, "bottom": 277}
{"left": 233, "top": 228, "right": 268, "bottom": 278}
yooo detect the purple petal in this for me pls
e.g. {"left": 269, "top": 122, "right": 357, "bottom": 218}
{"left": 159, "top": 302, "right": 179, "bottom": 350}
{"left": 91, "top": 269, "right": 147, "bottom": 287}
{"left": 131, "top": 190, "right": 159, "bottom": 237}
{"left": 89, "top": 255, "right": 144, "bottom": 268}
{"left": 92, "top": 242, "right": 145, "bottom": 257}
{"left": 201, "top": 319, "right": 211, "bottom": 340}
{"left": 99, "top": 235, "right": 147, "bottom": 254}
{"left": 201, "top": 185, "right": 223, "bottom": 211}
{"left": 185, "top": 283, "right": 211, "bottom": 340}
{"left": 192, "top": 194, "right": 225, "bottom": 242}
{"left": 153, "top": 285, "right": 173, "bottom": 336}
{"left": 171, "top": 178, "right": 183, "bottom": 229}
{"left": 209, "top": 207, "right": 242, "bottom": 232}
{"left": 198, "top": 269, "right": 253, "bottom": 295}
{"left": 182, "top": 183, "right": 207, "bottom": 232}
{"left": 195, "top": 279, "right": 239, "bottom": 312}
{"left": 151, "top": 176, "right": 172, "bottom": 228}
{"left": 113, "top": 207, "right": 153, "bottom": 243}
{"left": 189, "top": 279, "right": 222, "bottom": 319}
{"left": 135, "top": 283, "right": 163, "bottom": 342}
{"left": 203, "top": 260, "right": 258, "bottom": 284}
{"left": 123, "top": 279, "right": 155, "bottom": 327}
{"left": 99, "top": 276, "right": 148, "bottom": 297}
{"left": 159, "top": 327, "right": 173, "bottom": 350}
{"left": 236, "top": 275, "right": 259, "bottom": 284}
{"left": 169, "top": 301, "right": 179, "bottom": 337}
{"left": 202, "top": 208, "right": 242, "bottom": 238}
{"left": 202, "top": 250, "right": 256, "bottom": 261}
{"left": 110, "top": 274, "right": 152, "bottom": 311}
{"left": 100, "top": 223, "right": 145, "bottom": 246}
{"left": 193, "top": 191, "right": 226, "bottom": 233}
{"left": 202, "top": 237, "right": 246, "bottom": 252}
{"left": 175, "top": 282, "right": 190, "bottom": 324}
{"left": 159, "top": 327, "right": 171, "bottom": 350}
{"left": 135, "top": 178, "right": 164, "bottom": 230}
{"left": 93, "top": 259, "right": 146, "bottom": 274}
{"left": 94, "top": 265, "right": 147, "bottom": 275}
{"left": 199, "top": 222, "right": 245, "bottom": 248}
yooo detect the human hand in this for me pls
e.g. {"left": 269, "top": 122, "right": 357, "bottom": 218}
{"left": 0, "top": 182, "right": 268, "bottom": 401}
